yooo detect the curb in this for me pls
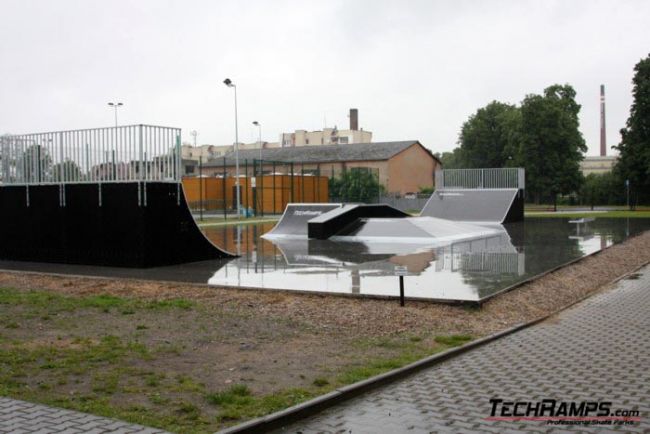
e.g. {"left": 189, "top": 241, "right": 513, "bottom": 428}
{"left": 217, "top": 260, "right": 650, "bottom": 434}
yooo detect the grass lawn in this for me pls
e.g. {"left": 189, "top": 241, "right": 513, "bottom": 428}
{"left": 194, "top": 217, "right": 279, "bottom": 227}
{"left": 525, "top": 210, "right": 650, "bottom": 218}
{"left": 0, "top": 287, "right": 471, "bottom": 433}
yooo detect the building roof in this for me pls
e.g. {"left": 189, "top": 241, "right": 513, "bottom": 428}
{"left": 203, "top": 141, "right": 436, "bottom": 167}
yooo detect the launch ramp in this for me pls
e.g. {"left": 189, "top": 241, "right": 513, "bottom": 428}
{"left": 263, "top": 203, "right": 343, "bottom": 238}
{"left": 422, "top": 168, "right": 525, "bottom": 223}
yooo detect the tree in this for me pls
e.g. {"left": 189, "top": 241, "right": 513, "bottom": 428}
{"left": 52, "top": 160, "right": 83, "bottom": 182}
{"left": 434, "top": 148, "right": 464, "bottom": 169}
{"left": 613, "top": 53, "right": 650, "bottom": 205}
{"left": 578, "top": 173, "right": 621, "bottom": 207}
{"left": 518, "top": 84, "right": 587, "bottom": 202}
{"left": 457, "top": 101, "right": 521, "bottom": 168}
{"left": 329, "top": 169, "right": 385, "bottom": 202}
{"left": 20, "top": 144, "right": 53, "bottom": 183}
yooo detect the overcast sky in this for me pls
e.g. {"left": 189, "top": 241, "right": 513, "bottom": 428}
{"left": 1, "top": 0, "right": 648, "bottom": 155}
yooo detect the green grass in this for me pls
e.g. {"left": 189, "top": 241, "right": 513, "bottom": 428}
{"left": 434, "top": 334, "right": 473, "bottom": 346}
{"left": 206, "top": 384, "right": 314, "bottom": 422}
{"left": 338, "top": 334, "right": 473, "bottom": 384}
{"left": 195, "top": 217, "right": 278, "bottom": 227}
{"left": 525, "top": 210, "right": 650, "bottom": 218}
{"left": 0, "top": 287, "right": 194, "bottom": 313}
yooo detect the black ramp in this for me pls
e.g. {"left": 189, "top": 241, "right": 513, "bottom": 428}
{"left": 421, "top": 189, "right": 522, "bottom": 223}
{"left": 263, "top": 203, "right": 342, "bottom": 238}
{"left": 0, "top": 182, "right": 233, "bottom": 268}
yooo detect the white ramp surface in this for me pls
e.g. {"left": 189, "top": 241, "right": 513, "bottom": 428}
{"left": 262, "top": 203, "right": 342, "bottom": 238}
{"left": 421, "top": 188, "right": 519, "bottom": 223}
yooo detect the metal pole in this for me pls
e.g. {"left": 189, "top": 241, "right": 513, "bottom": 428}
{"left": 290, "top": 162, "right": 294, "bottom": 202}
{"left": 244, "top": 158, "right": 248, "bottom": 217}
{"left": 199, "top": 155, "right": 203, "bottom": 221}
{"left": 223, "top": 156, "right": 227, "bottom": 220}
{"left": 234, "top": 86, "right": 241, "bottom": 218}
{"left": 399, "top": 276, "right": 405, "bottom": 307}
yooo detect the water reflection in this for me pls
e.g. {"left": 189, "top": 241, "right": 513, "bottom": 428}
{"left": 0, "top": 218, "right": 644, "bottom": 304}
{"left": 205, "top": 218, "right": 648, "bottom": 302}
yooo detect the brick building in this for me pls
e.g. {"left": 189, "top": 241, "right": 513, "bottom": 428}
{"left": 199, "top": 141, "right": 441, "bottom": 195}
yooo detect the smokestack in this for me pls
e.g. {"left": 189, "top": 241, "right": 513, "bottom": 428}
{"left": 349, "top": 108, "right": 358, "bottom": 131}
{"left": 600, "top": 85, "right": 606, "bottom": 156}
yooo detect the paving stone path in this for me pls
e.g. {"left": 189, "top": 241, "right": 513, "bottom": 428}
{"left": 273, "top": 265, "right": 650, "bottom": 433}
{"left": 0, "top": 398, "right": 169, "bottom": 434}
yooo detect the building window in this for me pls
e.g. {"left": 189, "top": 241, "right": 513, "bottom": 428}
{"left": 338, "top": 137, "right": 349, "bottom": 144}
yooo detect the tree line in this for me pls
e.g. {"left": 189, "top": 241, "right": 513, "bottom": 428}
{"left": 436, "top": 53, "right": 650, "bottom": 206}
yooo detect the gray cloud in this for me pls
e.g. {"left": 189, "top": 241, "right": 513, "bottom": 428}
{"left": 1, "top": 0, "right": 648, "bottom": 155}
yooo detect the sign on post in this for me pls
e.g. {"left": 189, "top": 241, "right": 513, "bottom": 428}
{"left": 394, "top": 265, "right": 408, "bottom": 276}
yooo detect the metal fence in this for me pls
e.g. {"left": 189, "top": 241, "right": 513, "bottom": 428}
{"left": 435, "top": 168, "right": 524, "bottom": 190}
{"left": 0, "top": 125, "right": 181, "bottom": 185}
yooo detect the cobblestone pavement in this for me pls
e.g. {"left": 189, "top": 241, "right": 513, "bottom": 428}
{"left": 274, "top": 265, "right": 650, "bottom": 434}
{"left": 0, "top": 397, "right": 170, "bottom": 434}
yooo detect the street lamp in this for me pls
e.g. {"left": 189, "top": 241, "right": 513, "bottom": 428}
{"left": 223, "top": 78, "right": 241, "bottom": 218}
{"left": 252, "top": 121, "right": 262, "bottom": 165}
{"left": 107, "top": 102, "right": 123, "bottom": 127}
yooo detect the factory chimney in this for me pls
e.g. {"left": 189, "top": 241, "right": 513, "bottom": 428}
{"left": 600, "top": 85, "right": 607, "bottom": 156}
{"left": 349, "top": 108, "right": 359, "bottom": 131}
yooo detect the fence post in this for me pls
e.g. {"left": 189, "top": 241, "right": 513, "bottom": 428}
{"left": 222, "top": 156, "right": 227, "bottom": 220}
{"left": 290, "top": 162, "right": 294, "bottom": 202}
{"left": 260, "top": 158, "right": 264, "bottom": 217}
{"left": 199, "top": 156, "right": 203, "bottom": 221}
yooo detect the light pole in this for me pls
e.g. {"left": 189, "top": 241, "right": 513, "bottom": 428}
{"left": 107, "top": 102, "right": 123, "bottom": 127}
{"left": 223, "top": 78, "right": 241, "bottom": 218}
{"left": 190, "top": 130, "right": 203, "bottom": 220}
{"left": 252, "top": 121, "right": 262, "bottom": 166}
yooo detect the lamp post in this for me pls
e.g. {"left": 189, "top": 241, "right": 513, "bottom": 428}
{"left": 223, "top": 78, "right": 241, "bottom": 218}
{"left": 107, "top": 102, "right": 123, "bottom": 127}
{"left": 252, "top": 121, "right": 262, "bottom": 166}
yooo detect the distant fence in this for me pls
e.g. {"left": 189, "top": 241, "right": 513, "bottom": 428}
{"left": 183, "top": 174, "right": 329, "bottom": 216}
{"left": 0, "top": 125, "right": 181, "bottom": 185}
{"left": 435, "top": 168, "right": 524, "bottom": 190}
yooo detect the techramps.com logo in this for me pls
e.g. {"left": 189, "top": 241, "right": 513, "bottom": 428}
{"left": 486, "top": 399, "right": 641, "bottom": 427}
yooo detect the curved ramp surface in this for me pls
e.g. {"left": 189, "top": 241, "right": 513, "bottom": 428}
{"left": 0, "top": 182, "right": 233, "bottom": 268}
{"left": 263, "top": 203, "right": 343, "bottom": 238}
{"left": 421, "top": 188, "right": 523, "bottom": 223}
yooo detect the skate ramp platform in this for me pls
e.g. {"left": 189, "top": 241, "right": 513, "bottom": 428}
{"left": 263, "top": 203, "right": 409, "bottom": 240}
{"left": 421, "top": 188, "right": 524, "bottom": 223}
{"left": 307, "top": 204, "right": 408, "bottom": 240}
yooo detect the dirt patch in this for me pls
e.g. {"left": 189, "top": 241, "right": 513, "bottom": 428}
{"left": 0, "top": 230, "right": 648, "bottom": 433}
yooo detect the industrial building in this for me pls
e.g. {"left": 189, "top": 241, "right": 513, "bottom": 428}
{"left": 199, "top": 140, "right": 441, "bottom": 196}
